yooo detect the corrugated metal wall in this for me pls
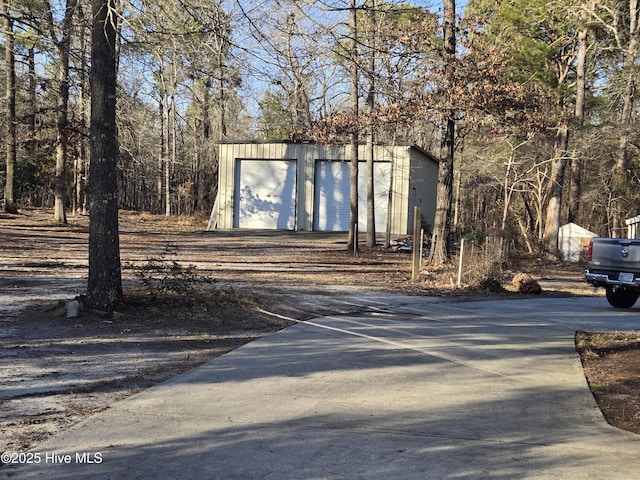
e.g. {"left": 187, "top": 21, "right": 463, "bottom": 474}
{"left": 213, "top": 142, "right": 438, "bottom": 235}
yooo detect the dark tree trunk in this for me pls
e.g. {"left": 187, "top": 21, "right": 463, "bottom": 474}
{"left": 429, "top": 117, "right": 455, "bottom": 264}
{"left": 3, "top": 0, "right": 17, "bottom": 214}
{"left": 428, "top": 0, "right": 456, "bottom": 265}
{"left": 86, "top": 0, "right": 122, "bottom": 310}
{"left": 76, "top": 5, "right": 89, "bottom": 215}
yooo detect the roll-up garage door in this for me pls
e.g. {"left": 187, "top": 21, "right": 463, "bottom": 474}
{"left": 313, "top": 160, "right": 390, "bottom": 232}
{"left": 234, "top": 159, "right": 297, "bottom": 229}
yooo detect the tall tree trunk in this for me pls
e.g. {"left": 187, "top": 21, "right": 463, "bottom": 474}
{"left": 3, "top": 0, "right": 17, "bottom": 214}
{"left": 428, "top": 0, "right": 456, "bottom": 265}
{"left": 87, "top": 0, "right": 122, "bottom": 310}
{"left": 218, "top": 50, "right": 227, "bottom": 140}
{"left": 543, "top": 116, "right": 570, "bottom": 255}
{"left": 49, "top": 0, "right": 77, "bottom": 224}
{"left": 198, "top": 78, "right": 212, "bottom": 211}
{"left": 611, "top": 0, "right": 639, "bottom": 235}
{"left": 76, "top": 4, "right": 88, "bottom": 215}
{"left": 54, "top": 52, "right": 70, "bottom": 224}
{"left": 365, "top": 0, "right": 376, "bottom": 248}
{"left": 347, "top": 0, "right": 359, "bottom": 251}
{"left": 366, "top": 131, "right": 375, "bottom": 246}
{"left": 192, "top": 117, "right": 200, "bottom": 213}
{"left": 568, "top": 24, "right": 588, "bottom": 224}
{"left": 542, "top": 18, "right": 576, "bottom": 255}
{"left": 157, "top": 100, "right": 164, "bottom": 212}
{"left": 429, "top": 118, "right": 455, "bottom": 264}
{"left": 27, "top": 46, "right": 36, "bottom": 155}
{"left": 165, "top": 93, "right": 172, "bottom": 216}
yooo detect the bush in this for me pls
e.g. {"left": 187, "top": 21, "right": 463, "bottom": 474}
{"left": 462, "top": 229, "right": 486, "bottom": 244}
{"left": 129, "top": 245, "right": 214, "bottom": 298}
{"left": 456, "top": 236, "right": 504, "bottom": 289}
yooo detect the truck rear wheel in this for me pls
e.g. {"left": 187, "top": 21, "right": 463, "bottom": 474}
{"left": 605, "top": 287, "right": 640, "bottom": 308}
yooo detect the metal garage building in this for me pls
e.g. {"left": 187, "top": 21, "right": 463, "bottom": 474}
{"left": 208, "top": 141, "right": 439, "bottom": 235}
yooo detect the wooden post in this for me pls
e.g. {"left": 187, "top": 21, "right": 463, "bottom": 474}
{"left": 353, "top": 222, "right": 358, "bottom": 257}
{"left": 412, "top": 206, "right": 421, "bottom": 280}
{"left": 457, "top": 238, "right": 465, "bottom": 287}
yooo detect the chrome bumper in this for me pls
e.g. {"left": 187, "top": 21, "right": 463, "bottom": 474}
{"left": 585, "top": 271, "right": 640, "bottom": 289}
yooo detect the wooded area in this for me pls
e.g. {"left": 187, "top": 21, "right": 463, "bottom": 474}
{"left": 2, "top": 0, "right": 639, "bottom": 259}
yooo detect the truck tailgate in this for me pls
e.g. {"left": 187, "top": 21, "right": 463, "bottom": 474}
{"left": 588, "top": 238, "right": 640, "bottom": 272}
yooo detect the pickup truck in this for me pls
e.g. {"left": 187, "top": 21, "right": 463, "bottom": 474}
{"left": 586, "top": 237, "right": 640, "bottom": 308}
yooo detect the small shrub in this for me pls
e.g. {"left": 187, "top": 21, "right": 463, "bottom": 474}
{"left": 456, "top": 236, "right": 504, "bottom": 289}
{"left": 129, "top": 245, "right": 214, "bottom": 298}
{"left": 463, "top": 229, "right": 486, "bottom": 245}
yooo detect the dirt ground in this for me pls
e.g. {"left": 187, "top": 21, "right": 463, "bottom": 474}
{"left": 0, "top": 209, "right": 638, "bottom": 456}
{"left": 576, "top": 331, "right": 640, "bottom": 435}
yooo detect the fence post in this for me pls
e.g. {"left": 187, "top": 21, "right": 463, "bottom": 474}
{"left": 457, "top": 238, "right": 465, "bottom": 287}
{"left": 354, "top": 222, "right": 358, "bottom": 256}
{"left": 412, "top": 206, "right": 421, "bottom": 280}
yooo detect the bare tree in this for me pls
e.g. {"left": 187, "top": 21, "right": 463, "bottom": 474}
{"left": 568, "top": 0, "right": 591, "bottom": 223}
{"left": 47, "top": 0, "right": 79, "bottom": 224}
{"left": 611, "top": 0, "right": 639, "bottom": 233}
{"left": 73, "top": 3, "right": 89, "bottom": 215}
{"left": 537, "top": 11, "right": 579, "bottom": 256}
{"left": 542, "top": 117, "right": 570, "bottom": 256}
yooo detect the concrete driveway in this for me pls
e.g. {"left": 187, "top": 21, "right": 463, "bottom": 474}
{"left": 2, "top": 297, "right": 640, "bottom": 479}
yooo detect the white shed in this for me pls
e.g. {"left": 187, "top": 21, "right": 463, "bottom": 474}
{"left": 625, "top": 215, "right": 640, "bottom": 238}
{"left": 209, "top": 141, "right": 439, "bottom": 235}
{"left": 558, "top": 222, "right": 598, "bottom": 262}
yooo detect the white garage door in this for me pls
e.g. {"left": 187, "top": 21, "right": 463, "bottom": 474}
{"left": 313, "top": 161, "right": 390, "bottom": 232}
{"left": 234, "top": 159, "right": 297, "bottom": 229}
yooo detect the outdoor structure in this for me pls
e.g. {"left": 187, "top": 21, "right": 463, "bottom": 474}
{"left": 558, "top": 222, "right": 598, "bottom": 262}
{"left": 208, "top": 141, "right": 439, "bottom": 235}
{"left": 626, "top": 215, "right": 640, "bottom": 239}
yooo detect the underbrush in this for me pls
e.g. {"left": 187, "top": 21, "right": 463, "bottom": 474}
{"left": 125, "top": 244, "right": 214, "bottom": 299}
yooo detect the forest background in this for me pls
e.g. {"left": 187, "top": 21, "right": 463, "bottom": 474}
{"left": 1, "top": 0, "right": 639, "bottom": 263}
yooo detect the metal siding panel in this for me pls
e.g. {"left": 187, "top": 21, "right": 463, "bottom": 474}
{"left": 408, "top": 148, "right": 439, "bottom": 232}
{"left": 386, "top": 146, "right": 406, "bottom": 235}
{"left": 218, "top": 144, "right": 235, "bottom": 228}
{"left": 393, "top": 148, "right": 411, "bottom": 235}
{"left": 215, "top": 144, "right": 225, "bottom": 228}
{"left": 360, "top": 162, "right": 391, "bottom": 233}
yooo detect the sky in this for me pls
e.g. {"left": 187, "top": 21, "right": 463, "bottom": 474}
{"left": 228, "top": 0, "right": 469, "bottom": 127}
